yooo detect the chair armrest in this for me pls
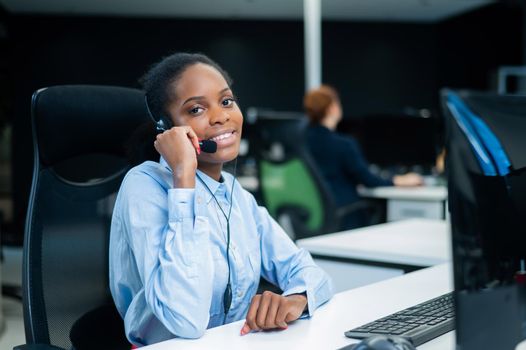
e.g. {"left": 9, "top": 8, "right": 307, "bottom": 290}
{"left": 276, "top": 205, "right": 314, "bottom": 240}
{"left": 13, "top": 344, "right": 65, "bottom": 350}
{"left": 335, "top": 200, "right": 375, "bottom": 218}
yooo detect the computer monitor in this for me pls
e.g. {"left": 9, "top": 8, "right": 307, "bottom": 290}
{"left": 442, "top": 89, "right": 526, "bottom": 350}
{"left": 338, "top": 113, "right": 442, "bottom": 175}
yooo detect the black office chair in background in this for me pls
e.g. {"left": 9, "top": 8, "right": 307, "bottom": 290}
{"left": 252, "top": 116, "right": 379, "bottom": 240}
{"left": 14, "top": 85, "right": 152, "bottom": 350}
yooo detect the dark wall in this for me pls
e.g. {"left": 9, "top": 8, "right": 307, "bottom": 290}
{"left": 0, "top": 7, "right": 10, "bottom": 133}
{"left": 1, "top": 2, "right": 523, "bottom": 240}
{"left": 437, "top": 3, "right": 523, "bottom": 93}
{"left": 323, "top": 3, "right": 523, "bottom": 119}
{"left": 7, "top": 16, "right": 305, "bottom": 111}
{"left": 323, "top": 22, "right": 438, "bottom": 117}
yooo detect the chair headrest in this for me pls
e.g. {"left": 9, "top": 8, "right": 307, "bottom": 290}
{"left": 31, "top": 85, "right": 151, "bottom": 166}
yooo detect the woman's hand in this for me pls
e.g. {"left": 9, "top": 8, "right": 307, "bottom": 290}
{"left": 154, "top": 126, "right": 200, "bottom": 188}
{"left": 393, "top": 172, "right": 424, "bottom": 187}
{"left": 240, "top": 291, "right": 308, "bottom": 336}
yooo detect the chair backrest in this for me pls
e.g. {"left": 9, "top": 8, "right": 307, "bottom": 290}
{"left": 23, "top": 85, "right": 151, "bottom": 349}
{"left": 253, "top": 117, "right": 340, "bottom": 239}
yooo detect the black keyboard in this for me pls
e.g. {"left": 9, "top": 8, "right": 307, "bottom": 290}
{"left": 344, "top": 292, "right": 455, "bottom": 347}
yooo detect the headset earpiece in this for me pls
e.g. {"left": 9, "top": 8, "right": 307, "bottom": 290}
{"left": 145, "top": 94, "right": 172, "bottom": 132}
{"left": 156, "top": 119, "right": 167, "bottom": 132}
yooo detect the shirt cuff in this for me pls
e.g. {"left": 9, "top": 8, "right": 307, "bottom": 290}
{"left": 283, "top": 286, "right": 315, "bottom": 318}
{"left": 167, "top": 188, "right": 195, "bottom": 222}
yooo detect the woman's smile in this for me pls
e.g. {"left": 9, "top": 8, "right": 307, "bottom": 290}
{"left": 207, "top": 129, "right": 237, "bottom": 148}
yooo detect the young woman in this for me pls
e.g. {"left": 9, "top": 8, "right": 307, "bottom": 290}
{"left": 109, "top": 53, "right": 333, "bottom": 346}
{"left": 304, "top": 85, "right": 423, "bottom": 229}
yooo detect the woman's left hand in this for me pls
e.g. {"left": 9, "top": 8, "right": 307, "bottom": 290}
{"left": 240, "top": 291, "right": 307, "bottom": 335}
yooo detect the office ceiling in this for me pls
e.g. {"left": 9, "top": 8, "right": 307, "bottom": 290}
{"left": 0, "top": 0, "right": 495, "bottom": 22}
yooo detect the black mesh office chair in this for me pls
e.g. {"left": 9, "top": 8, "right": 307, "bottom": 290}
{"left": 253, "top": 117, "right": 379, "bottom": 240}
{"left": 14, "top": 85, "right": 152, "bottom": 350}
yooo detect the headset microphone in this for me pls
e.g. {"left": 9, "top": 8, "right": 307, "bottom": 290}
{"left": 199, "top": 139, "right": 217, "bottom": 153}
{"left": 144, "top": 94, "right": 217, "bottom": 153}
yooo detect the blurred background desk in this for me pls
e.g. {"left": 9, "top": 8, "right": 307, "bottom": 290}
{"left": 139, "top": 263, "right": 454, "bottom": 350}
{"left": 237, "top": 174, "right": 448, "bottom": 225}
{"left": 358, "top": 185, "right": 447, "bottom": 222}
{"left": 296, "top": 219, "right": 450, "bottom": 292}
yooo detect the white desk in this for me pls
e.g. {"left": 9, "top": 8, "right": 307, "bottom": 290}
{"left": 297, "top": 219, "right": 450, "bottom": 268}
{"left": 296, "top": 219, "right": 451, "bottom": 292}
{"left": 358, "top": 186, "right": 448, "bottom": 222}
{"left": 140, "top": 263, "right": 454, "bottom": 350}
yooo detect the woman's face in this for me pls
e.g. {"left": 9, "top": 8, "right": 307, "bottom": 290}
{"left": 329, "top": 100, "right": 343, "bottom": 122}
{"left": 167, "top": 63, "right": 243, "bottom": 166}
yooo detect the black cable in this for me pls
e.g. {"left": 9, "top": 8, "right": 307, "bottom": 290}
{"left": 196, "top": 158, "right": 237, "bottom": 324}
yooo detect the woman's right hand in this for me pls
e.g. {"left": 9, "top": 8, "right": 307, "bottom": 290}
{"left": 393, "top": 172, "right": 424, "bottom": 187}
{"left": 154, "top": 126, "right": 200, "bottom": 188}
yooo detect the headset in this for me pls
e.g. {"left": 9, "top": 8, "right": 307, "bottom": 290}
{"left": 144, "top": 94, "right": 217, "bottom": 153}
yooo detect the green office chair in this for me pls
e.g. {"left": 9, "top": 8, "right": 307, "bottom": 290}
{"left": 260, "top": 158, "right": 325, "bottom": 234}
{"left": 253, "top": 117, "right": 375, "bottom": 240}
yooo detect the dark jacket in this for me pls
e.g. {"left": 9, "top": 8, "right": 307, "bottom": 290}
{"left": 306, "top": 124, "right": 393, "bottom": 228}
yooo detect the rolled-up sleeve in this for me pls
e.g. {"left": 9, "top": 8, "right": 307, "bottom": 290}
{"left": 254, "top": 204, "right": 333, "bottom": 316}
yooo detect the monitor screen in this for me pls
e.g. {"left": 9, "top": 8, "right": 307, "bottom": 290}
{"left": 338, "top": 113, "right": 442, "bottom": 174}
{"left": 442, "top": 89, "right": 526, "bottom": 350}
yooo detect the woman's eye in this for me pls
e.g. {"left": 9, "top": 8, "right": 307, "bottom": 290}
{"left": 222, "top": 98, "right": 234, "bottom": 107}
{"left": 189, "top": 106, "right": 203, "bottom": 114}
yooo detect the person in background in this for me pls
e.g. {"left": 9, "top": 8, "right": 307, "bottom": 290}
{"left": 304, "top": 85, "right": 423, "bottom": 229}
{"left": 109, "top": 53, "right": 333, "bottom": 346}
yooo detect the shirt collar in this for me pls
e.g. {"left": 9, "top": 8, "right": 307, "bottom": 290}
{"left": 196, "top": 169, "right": 228, "bottom": 204}
{"left": 159, "top": 156, "right": 231, "bottom": 204}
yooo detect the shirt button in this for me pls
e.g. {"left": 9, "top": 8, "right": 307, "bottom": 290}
{"left": 237, "top": 291, "right": 243, "bottom": 298}
{"left": 197, "top": 196, "right": 202, "bottom": 204}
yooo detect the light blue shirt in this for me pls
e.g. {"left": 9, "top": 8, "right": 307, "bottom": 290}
{"left": 109, "top": 158, "right": 333, "bottom": 346}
